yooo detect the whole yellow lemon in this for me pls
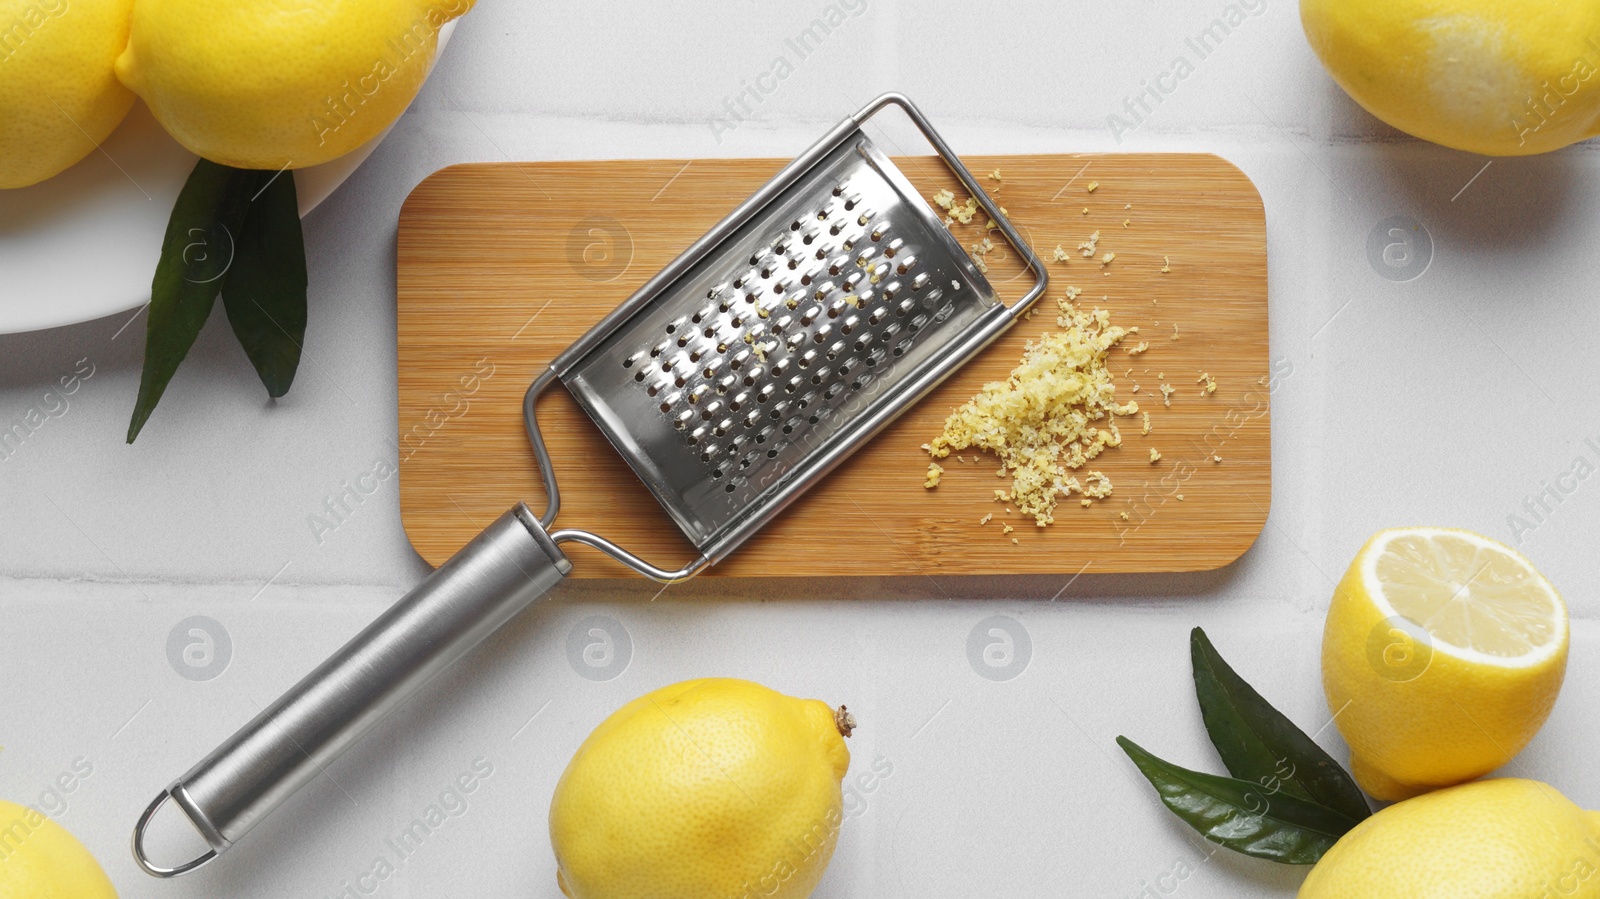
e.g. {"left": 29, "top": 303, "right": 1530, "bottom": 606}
{"left": 1299, "top": 779, "right": 1600, "bottom": 898}
{"left": 0, "top": 799, "right": 119, "bottom": 897}
{"left": 113, "top": 0, "right": 474, "bottom": 170}
{"left": 0, "top": 0, "right": 136, "bottom": 189}
{"left": 1322, "top": 528, "right": 1567, "bottom": 801}
{"left": 1301, "top": 0, "right": 1600, "bottom": 155}
{"left": 549, "top": 678, "right": 854, "bottom": 899}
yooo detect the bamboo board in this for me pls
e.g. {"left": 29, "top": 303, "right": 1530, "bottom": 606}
{"left": 396, "top": 154, "right": 1269, "bottom": 577}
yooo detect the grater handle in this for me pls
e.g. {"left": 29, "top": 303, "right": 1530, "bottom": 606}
{"left": 132, "top": 503, "right": 571, "bottom": 877}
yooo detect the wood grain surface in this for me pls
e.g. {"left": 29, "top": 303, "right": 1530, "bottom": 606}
{"left": 396, "top": 153, "right": 1269, "bottom": 577}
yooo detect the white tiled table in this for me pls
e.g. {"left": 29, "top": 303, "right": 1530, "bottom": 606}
{"left": 4, "top": 3, "right": 1598, "bottom": 896}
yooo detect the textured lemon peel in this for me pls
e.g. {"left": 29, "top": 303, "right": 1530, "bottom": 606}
{"left": 926, "top": 297, "right": 1137, "bottom": 526}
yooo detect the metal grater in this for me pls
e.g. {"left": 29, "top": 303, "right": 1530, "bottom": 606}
{"left": 134, "top": 93, "right": 1048, "bottom": 877}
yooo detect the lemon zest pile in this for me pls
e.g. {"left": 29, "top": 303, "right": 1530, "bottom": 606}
{"left": 926, "top": 297, "right": 1137, "bottom": 526}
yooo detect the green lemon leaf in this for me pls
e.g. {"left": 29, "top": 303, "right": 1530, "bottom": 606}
{"left": 221, "top": 169, "right": 307, "bottom": 398}
{"left": 1116, "top": 736, "right": 1360, "bottom": 865}
{"left": 128, "top": 160, "right": 267, "bottom": 443}
{"left": 1190, "top": 628, "right": 1371, "bottom": 823}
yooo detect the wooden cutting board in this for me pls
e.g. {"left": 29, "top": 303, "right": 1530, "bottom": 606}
{"left": 396, "top": 153, "right": 1269, "bottom": 577}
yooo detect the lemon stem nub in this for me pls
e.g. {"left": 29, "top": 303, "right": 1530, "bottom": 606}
{"left": 834, "top": 705, "right": 857, "bottom": 738}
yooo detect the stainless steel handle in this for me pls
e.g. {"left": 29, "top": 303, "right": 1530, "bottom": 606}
{"left": 133, "top": 503, "right": 571, "bottom": 877}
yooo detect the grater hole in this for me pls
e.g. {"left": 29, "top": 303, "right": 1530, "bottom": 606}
{"left": 814, "top": 247, "right": 826, "bottom": 260}
{"left": 767, "top": 449, "right": 779, "bottom": 459}
{"left": 885, "top": 237, "right": 904, "bottom": 257}
{"left": 912, "top": 272, "right": 929, "bottom": 291}
{"left": 675, "top": 376, "right": 686, "bottom": 387}
{"left": 635, "top": 371, "right": 646, "bottom": 382}
{"left": 825, "top": 382, "right": 844, "bottom": 399}
{"left": 832, "top": 184, "right": 844, "bottom": 197}
{"left": 725, "top": 483, "right": 736, "bottom": 493}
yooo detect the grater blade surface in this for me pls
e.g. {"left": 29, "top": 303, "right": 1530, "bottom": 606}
{"left": 562, "top": 134, "right": 1001, "bottom": 556}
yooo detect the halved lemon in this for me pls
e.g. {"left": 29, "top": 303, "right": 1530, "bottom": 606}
{"left": 1322, "top": 528, "right": 1568, "bottom": 801}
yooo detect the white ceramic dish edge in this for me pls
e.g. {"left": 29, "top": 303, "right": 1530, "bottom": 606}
{"left": 0, "top": 20, "right": 455, "bottom": 336}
